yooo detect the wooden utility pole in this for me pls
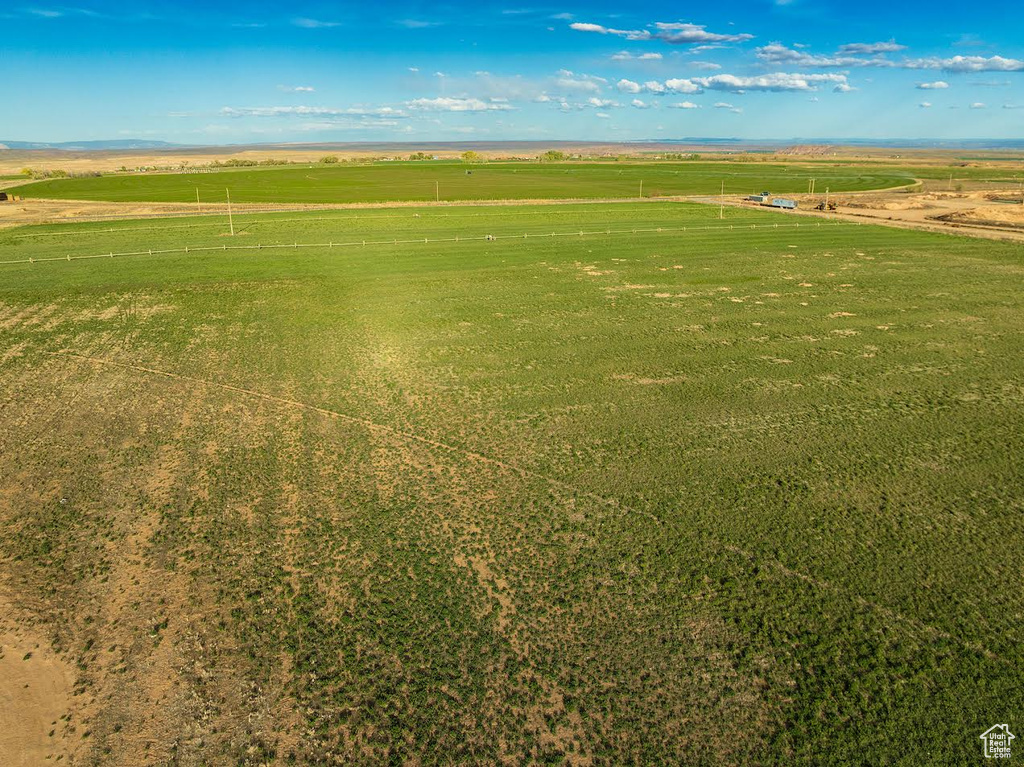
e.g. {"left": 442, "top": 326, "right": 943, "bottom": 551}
{"left": 196, "top": 187, "right": 202, "bottom": 214}
{"left": 639, "top": 179, "right": 644, "bottom": 198}
{"left": 825, "top": 187, "right": 830, "bottom": 219}
{"left": 226, "top": 189, "right": 234, "bottom": 236}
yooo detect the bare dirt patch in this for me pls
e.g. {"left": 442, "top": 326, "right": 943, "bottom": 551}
{"left": 0, "top": 592, "right": 75, "bottom": 767}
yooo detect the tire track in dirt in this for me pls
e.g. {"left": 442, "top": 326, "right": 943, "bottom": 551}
{"left": 43, "top": 349, "right": 1004, "bottom": 665}
{"left": 45, "top": 350, "right": 662, "bottom": 529}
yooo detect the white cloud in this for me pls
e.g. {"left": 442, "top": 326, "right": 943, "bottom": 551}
{"left": 919, "top": 102, "right": 932, "bottom": 108}
{"left": 293, "top": 119, "right": 403, "bottom": 131}
{"left": 916, "top": 81, "right": 949, "bottom": 89}
{"left": 970, "top": 102, "right": 986, "bottom": 109}
{"left": 610, "top": 51, "right": 663, "bottom": 61}
{"left": 837, "top": 40, "right": 905, "bottom": 54}
{"left": 278, "top": 85, "right": 315, "bottom": 93}
{"left": 407, "top": 97, "right": 514, "bottom": 112}
{"left": 569, "top": 22, "right": 606, "bottom": 33}
{"left": 669, "top": 101, "right": 700, "bottom": 109}
{"left": 587, "top": 97, "right": 619, "bottom": 108}
{"left": 690, "top": 61, "right": 722, "bottom": 71}
{"left": 631, "top": 99, "right": 652, "bottom": 108}
{"left": 220, "top": 105, "right": 408, "bottom": 118}
{"left": 617, "top": 79, "right": 642, "bottom": 93}
{"left": 904, "top": 55, "right": 1024, "bottom": 72}
{"left": 632, "top": 72, "right": 851, "bottom": 95}
{"left": 755, "top": 43, "right": 893, "bottom": 68}
{"left": 552, "top": 70, "right": 607, "bottom": 94}
{"left": 694, "top": 72, "right": 850, "bottom": 92}
{"left": 714, "top": 102, "right": 742, "bottom": 113}
{"left": 1003, "top": 104, "right": 1023, "bottom": 109}
{"left": 397, "top": 19, "right": 441, "bottom": 29}
{"left": 665, "top": 78, "right": 701, "bottom": 93}
{"left": 596, "top": 112, "right": 611, "bottom": 118}
{"left": 651, "top": 22, "right": 752, "bottom": 44}
{"left": 569, "top": 20, "right": 752, "bottom": 44}
{"left": 291, "top": 17, "right": 340, "bottom": 28}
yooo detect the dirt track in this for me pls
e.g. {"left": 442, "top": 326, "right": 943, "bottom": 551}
{"left": 0, "top": 195, "right": 707, "bottom": 228}
{"left": 702, "top": 188, "right": 1024, "bottom": 243}
{"left": 4, "top": 185, "right": 1024, "bottom": 243}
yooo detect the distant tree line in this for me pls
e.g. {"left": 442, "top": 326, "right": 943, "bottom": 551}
{"left": 22, "top": 168, "right": 102, "bottom": 179}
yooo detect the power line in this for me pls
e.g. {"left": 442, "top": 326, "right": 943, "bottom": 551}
{"left": 2, "top": 220, "right": 858, "bottom": 267}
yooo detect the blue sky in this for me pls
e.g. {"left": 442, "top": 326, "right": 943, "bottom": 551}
{"left": 2, "top": 1, "right": 1023, "bottom": 143}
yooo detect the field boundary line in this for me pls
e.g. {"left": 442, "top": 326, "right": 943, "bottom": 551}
{"left": 43, "top": 350, "right": 661, "bottom": 528}
{"left": 13, "top": 205, "right": 704, "bottom": 238}
{"left": 44, "top": 349, "right": 1003, "bottom": 663}
{"left": 2, "top": 220, "right": 859, "bottom": 266}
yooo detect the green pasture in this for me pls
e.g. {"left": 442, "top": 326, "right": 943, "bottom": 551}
{"left": 1, "top": 201, "right": 1021, "bottom": 763}
{"left": 7, "top": 161, "right": 915, "bottom": 203}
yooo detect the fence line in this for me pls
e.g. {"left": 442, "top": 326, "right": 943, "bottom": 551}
{"left": 12, "top": 207, "right": 778, "bottom": 239}
{"left": 1, "top": 220, "right": 859, "bottom": 266}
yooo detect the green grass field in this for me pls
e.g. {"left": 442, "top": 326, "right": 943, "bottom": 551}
{"left": 7, "top": 161, "right": 916, "bottom": 203}
{"left": 1, "top": 202, "right": 1022, "bottom": 763}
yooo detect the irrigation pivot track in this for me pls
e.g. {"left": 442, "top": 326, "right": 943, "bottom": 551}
{"left": 1, "top": 220, "right": 858, "bottom": 266}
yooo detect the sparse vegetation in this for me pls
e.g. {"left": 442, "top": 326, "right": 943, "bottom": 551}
{"left": 1, "top": 200, "right": 1022, "bottom": 763}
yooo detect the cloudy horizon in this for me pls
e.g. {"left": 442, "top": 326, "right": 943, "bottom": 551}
{"left": 2, "top": 1, "right": 1022, "bottom": 143}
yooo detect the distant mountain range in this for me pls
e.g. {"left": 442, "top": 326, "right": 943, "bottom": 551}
{"left": 2, "top": 137, "right": 1024, "bottom": 152}
{"left": 641, "top": 138, "right": 1024, "bottom": 149}
{"left": 0, "top": 140, "right": 182, "bottom": 151}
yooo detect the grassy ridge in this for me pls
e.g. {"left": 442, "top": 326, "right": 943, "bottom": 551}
{"left": 7, "top": 161, "right": 914, "bottom": 203}
{"left": 1, "top": 202, "right": 1022, "bottom": 763}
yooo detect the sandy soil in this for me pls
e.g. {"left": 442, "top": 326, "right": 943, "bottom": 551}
{"left": 817, "top": 189, "right": 1024, "bottom": 240}
{"left": 0, "top": 195, "right": 702, "bottom": 228}
{"left": 0, "top": 198, "right": 386, "bottom": 227}
{"left": 2, "top": 143, "right": 1022, "bottom": 175}
{"left": 719, "top": 186, "right": 1024, "bottom": 243}
{"left": 0, "top": 142, "right": 747, "bottom": 175}
{"left": 0, "top": 592, "right": 75, "bottom": 766}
